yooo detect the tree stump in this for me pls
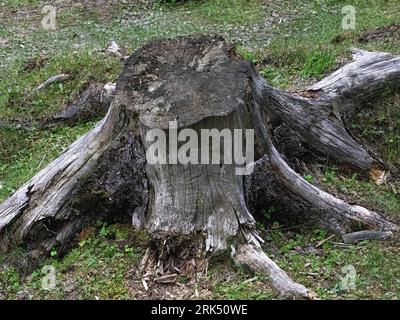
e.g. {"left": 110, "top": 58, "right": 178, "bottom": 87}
{"left": 1, "top": 36, "right": 399, "bottom": 298}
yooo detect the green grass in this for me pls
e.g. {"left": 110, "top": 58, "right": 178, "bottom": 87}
{"left": 4, "top": 223, "right": 397, "bottom": 300}
{"left": 0, "top": 223, "right": 143, "bottom": 299}
{"left": 318, "top": 168, "right": 400, "bottom": 218}
{"left": 1, "top": 0, "right": 39, "bottom": 9}
{"left": 300, "top": 49, "right": 337, "bottom": 78}
{"left": 351, "top": 89, "right": 400, "bottom": 168}
{"left": 0, "top": 50, "right": 121, "bottom": 120}
{"left": 212, "top": 273, "right": 275, "bottom": 300}
{"left": 245, "top": 0, "right": 400, "bottom": 88}
{"left": 266, "top": 226, "right": 400, "bottom": 299}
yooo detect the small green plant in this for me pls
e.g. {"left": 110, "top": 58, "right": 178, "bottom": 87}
{"left": 0, "top": 267, "right": 21, "bottom": 293}
{"left": 100, "top": 224, "right": 109, "bottom": 237}
{"left": 304, "top": 173, "right": 314, "bottom": 183}
{"left": 322, "top": 168, "right": 337, "bottom": 183}
{"left": 124, "top": 245, "right": 134, "bottom": 253}
{"left": 236, "top": 46, "right": 260, "bottom": 64}
{"left": 262, "top": 207, "right": 277, "bottom": 221}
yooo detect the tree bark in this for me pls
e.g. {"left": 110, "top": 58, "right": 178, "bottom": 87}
{"left": 0, "top": 36, "right": 399, "bottom": 298}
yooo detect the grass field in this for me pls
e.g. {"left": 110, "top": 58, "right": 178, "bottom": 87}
{"left": 0, "top": 0, "right": 399, "bottom": 300}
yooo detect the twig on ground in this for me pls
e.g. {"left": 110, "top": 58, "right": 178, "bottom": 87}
{"left": 35, "top": 73, "right": 70, "bottom": 91}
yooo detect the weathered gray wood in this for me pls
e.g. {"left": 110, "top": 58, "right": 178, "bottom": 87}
{"left": 234, "top": 243, "right": 316, "bottom": 299}
{"left": 0, "top": 103, "right": 148, "bottom": 255}
{"left": 342, "top": 230, "right": 392, "bottom": 244}
{"left": 308, "top": 48, "right": 400, "bottom": 118}
{"left": 249, "top": 79, "right": 399, "bottom": 234}
{"left": 36, "top": 73, "right": 70, "bottom": 91}
{"left": 0, "top": 36, "right": 399, "bottom": 298}
{"left": 116, "top": 36, "right": 257, "bottom": 252}
{"left": 0, "top": 82, "right": 115, "bottom": 130}
{"left": 249, "top": 49, "right": 400, "bottom": 171}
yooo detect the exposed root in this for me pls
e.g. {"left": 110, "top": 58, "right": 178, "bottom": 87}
{"left": 267, "top": 140, "right": 399, "bottom": 233}
{"left": 249, "top": 82, "right": 399, "bottom": 234}
{"left": 249, "top": 49, "right": 400, "bottom": 172}
{"left": 358, "top": 23, "right": 400, "bottom": 43}
{"left": 0, "top": 82, "right": 115, "bottom": 131}
{"left": 0, "top": 104, "right": 148, "bottom": 257}
{"left": 233, "top": 243, "right": 317, "bottom": 299}
{"left": 250, "top": 67, "right": 384, "bottom": 171}
{"left": 43, "top": 82, "right": 115, "bottom": 127}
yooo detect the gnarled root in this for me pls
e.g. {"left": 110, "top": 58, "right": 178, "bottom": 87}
{"left": 233, "top": 243, "right": 316, "bottom": 299}
{"left": 249, "top": 61, "right": 399, "bottom": 235}
{"left": 250, "top": 49, "right": 400, "bottom": 173}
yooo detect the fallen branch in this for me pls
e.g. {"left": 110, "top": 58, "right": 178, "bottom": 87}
{"left": 342, "top": 230, "right": 393, "bottom": 244}
{"left": 315, "top": 235, "right": 335, "bottom": 248}
{"left": 35, "top": 73, "right": 70, "bottom": 91}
